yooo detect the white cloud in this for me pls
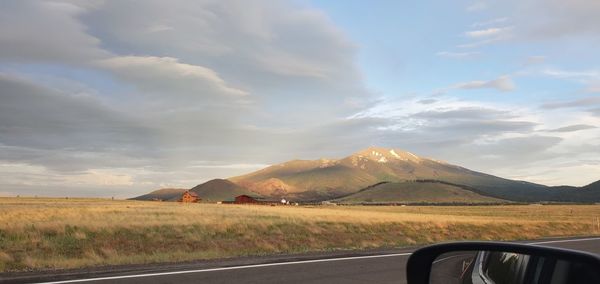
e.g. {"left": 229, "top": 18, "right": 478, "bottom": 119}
{"left": 472, "top": 17, "right": 509, "bottom": 28}
{"left": 436, "top": 51, "right": 481, "bottom": 58}
{"left": 96, "top": 56, "right": 249, "bottom": 99}
{"left": 541, "top": 68, "right": 600, "bottom": 80}
{"left": 467, "top": 1, "right": 487, "bottom": 12}
{"left": 464, "top": 27, "right": 511, "bottom": 38}
{"left": 352, "top": 95, "right": 600, "bottom": 186}
{"left": 458, "top": 26, "right": 513, "bottom": 48}
{"left": 452, "top": 75, "right": 516, "bottom": 92}
{"left": 539, "top": 68, "right": 600, "bottom": 92}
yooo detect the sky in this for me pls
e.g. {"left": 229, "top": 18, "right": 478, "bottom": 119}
{"left": 0, "top": 0, "right": 599, "bottom": 198}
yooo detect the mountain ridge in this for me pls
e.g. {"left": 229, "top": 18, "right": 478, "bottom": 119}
{"left": 133, "top": 146, "right": 600, "bottom": 203}
{"left": 229, "top": 146, "right": 555, "bottom": 201}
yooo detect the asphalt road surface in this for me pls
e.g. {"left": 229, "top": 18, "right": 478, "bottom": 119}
{"left": 3, "top": 237, "right": 600, "bottom": 284}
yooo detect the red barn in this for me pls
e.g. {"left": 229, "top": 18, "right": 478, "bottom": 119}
{"left": 180, "top": 191, "right": 200, "bottom": 203}
{"left": 233, "top": 195, "right": 281, "bottom": 205}
{"left": 234, "top": 195, "right": 259, "bottom": 204}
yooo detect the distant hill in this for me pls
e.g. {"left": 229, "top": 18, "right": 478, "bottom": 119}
{"left": 333, "top": 180, "right": 506, "bottom": 204}
{"left": 548, "top": 180, "right": 600, "bottom": 202}
{"left": 130, "top": 188, "right": 186, "bottom": 201}
{"left": 189, "top": 179, "right": 257, "bottom": 202}
{"left": 583, "top": 180, "right": 600, "bottom": 190}
{"left": 230, "top": 146, "right": 554, "bottom": 202}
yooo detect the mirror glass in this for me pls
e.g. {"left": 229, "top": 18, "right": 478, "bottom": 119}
{"left": 430, "top": 250, "right": 600, "bottom": 284}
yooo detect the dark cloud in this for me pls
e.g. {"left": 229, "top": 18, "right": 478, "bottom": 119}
{"left": 0, "top": 75, "right": 155, "bottom": 151}
{"left": 413, "top": 107, "right": 514, "bottom": 120}
{"left": 80, "top": 0, "right": 373, "bottom": 123}
{"left": 417, "top": 98, "right": 438, "bottom": 104}
{"left": 0, "top": 1, "right": 108, "bottom": 63}
{"left": 453, "top": 75, "right": 515, "bottom": 92}
{"left": 0, "top": 74, "right": 158, "bottom": 171}
{"left": 546, "top": 124, "right": 597, "bottom": 132}
{"left": 541, "top": 97, "right": 600, "bottom": 109}
{"left": 512, "top": 0, "right": 600, "bottom": 40}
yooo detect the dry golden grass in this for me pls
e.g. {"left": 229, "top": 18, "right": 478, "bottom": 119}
{"left": 1, "top": 197, "right": 599, "bottom": 272}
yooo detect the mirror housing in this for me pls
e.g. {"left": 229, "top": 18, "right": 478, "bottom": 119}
{"left": 406, "top": 241, "right": 600, "bottom": 284}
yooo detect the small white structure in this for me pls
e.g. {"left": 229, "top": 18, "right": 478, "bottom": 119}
{"left": 280, "top": 198, "right": 287, "bottom": 205}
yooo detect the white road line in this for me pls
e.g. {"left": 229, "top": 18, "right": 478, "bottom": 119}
{"left": 34, "top": 253, "right": 412, "bottom": 284}
{"left": 34, "top": 236, "right": 600, "bottom": 284}
{"left": 527, "top": 237, "right": 600, "bottom": 245}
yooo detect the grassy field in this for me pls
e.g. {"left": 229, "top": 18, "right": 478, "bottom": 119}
{"left": 1, "top": 197, "right": 599, "bottom": 272}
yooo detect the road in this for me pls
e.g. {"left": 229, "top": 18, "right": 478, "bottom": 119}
{"left": 3, "top": 237, "right": 600, "bottom": 284}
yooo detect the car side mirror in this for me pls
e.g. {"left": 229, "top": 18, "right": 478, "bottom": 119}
{"left": 406, "top": 242, "right": 600, "bottom": 284}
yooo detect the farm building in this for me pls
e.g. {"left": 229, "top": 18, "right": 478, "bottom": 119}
{"left": 179, "top": 191, "right": 200, "bottom": 203}
{"left": 233, "top": 195, "right": 279, "bottom": 205}
{"left": 234, "top": 194, "right": 260, "bottom": 204}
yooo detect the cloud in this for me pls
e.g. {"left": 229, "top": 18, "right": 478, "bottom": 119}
{"left": 417, "top": 98, "right": 438, "bottom": 105}
{"left": 525, "top": 56, "right": 546, "bottom": 65}
{"left": 96, "top": 56, "right": 249, "bottom": 101}
{"left": 585, "top": 84, "right": 600, "bottom": 93}
{"left": 0, "top": 74, "right": 154, "bottom": 153}
{"left": 436, "top": 51, "right": 481, "bottom": 58}
{"left": 81, "top": 0, "right": 372, "bottom": 121}
{"left": 541, "top": 69, "right": 600, "bottom": 80}
{"left": 458, "top": 26, "right": 513, "bottom": 48}
{"left": 472, "top": 17, "right": 509, "bottom": 28}
{"left": 464, "top": 27, "right": 511, "bottom": 38}
{"left": 466, "top": 136, "right": 563, "bottom": 165}
{"left": 467, "top": 1, "right": 487, "bottom": 12}
{"left": 0, "top": 74, "right": 158, "bottom": 171}
{"left": 412, "top": 107, "right": 515, "bottom": 120}
{"left": 352, "top": 98, "right": 536, "bottom": 143}
{"left": 0, "top": 1, "right": 108, "bottom": 63}
{"left": 347, "top": 95, "right": 600, "bottom": 187}
{"left": 546, "top": 124, "right": 597, "bottom": 132}
{"left": 452, "top": 75, "right": 516, "bottom": 92}
{"left": 537, "top": 68, "right": 600, "bottom": 93}
{"left": 1, "top": 0, "right": 598, "bottom": 196}
{"left": 0, "top": 0, "right": 377, "bottom": 197}
{"left": 511, "top": 0, "right": 600, "bottom": 40}
{"left": 541, "top": 97, "right": 600, "bottom": 109}
{"left": 81, "top": 1, "right": 360, "bottom": 81}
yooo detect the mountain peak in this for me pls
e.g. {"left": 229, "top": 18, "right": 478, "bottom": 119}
{"left": 352, "top": 146, "right": 422, "bottom": 163}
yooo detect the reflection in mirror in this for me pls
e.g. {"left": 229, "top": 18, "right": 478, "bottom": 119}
{"left": 430, "top": 250, "right": 600, "bottom": 284}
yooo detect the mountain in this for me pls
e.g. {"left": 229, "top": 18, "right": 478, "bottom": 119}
{"left": 130, "top": 188, "right": 186, "bottom": 201}
{"left": 333, "top": 180, "right": 506, "bottom": 204}
{"left": 133, "top": 148, "right": 599, "bottom": 203}
{"left": 229, "top": 146, "right": 554, "bottom": 202}
{"left": 188, "top": 179, "right": 257, "bottom": 202}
